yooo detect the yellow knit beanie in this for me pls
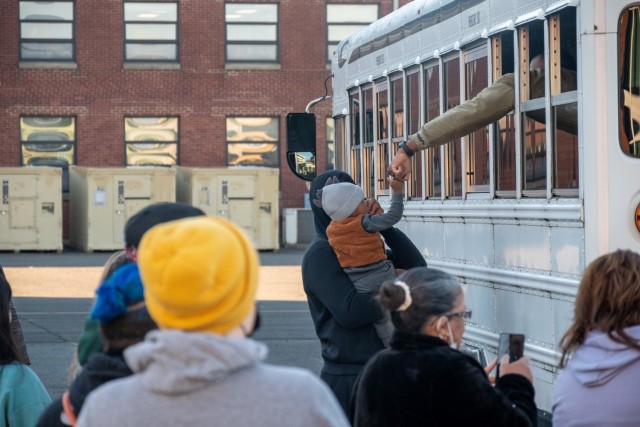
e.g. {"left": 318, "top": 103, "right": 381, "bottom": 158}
{"left": 137, "top": 216, "right": 258, "bottom": 334}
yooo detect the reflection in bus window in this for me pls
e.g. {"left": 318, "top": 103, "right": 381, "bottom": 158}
{"left": 335, "top": 117, "right": 345, "bottom": 170}
{"left": 406, "top": 70, "right": 423, "bottom": 199}
{"left": 444, "top": 57, "right": 462, "bottom": 197}
{"left": 350, "top": 91, "right": 361, "bottom": 146}
{"left": 326, "top": 117, "right": 335, "bottom": 170}
{"left": 465, "top": 48, "right": 489, "bottom": 192}
{"left": 554, "top": 105, "right": 579, "bottom": 189}
{"left": 350, "top": 90, "right": 362, "bottom": 185}
{"left": 619, "top": 6, "right": 640, "bottom": 156}
{"left": 363, "top": 85, "right": 375, "bottom": 195}
{"left": 523, "top": 110, "right": 547, "bottom": 192}
{"left": 392, "top": 78, "right": 404, "bottom": 139}
{"left": 377, "top": 84, "right": 388, "bottom": 141}
{"left": 424, "top": 64, "right": 441, "bottom": 198}
{"left": 496, "top": 114, "right": 517, "bottom": 193}
{"left": 376, "top": 81, "right": 389, "bottom": 193}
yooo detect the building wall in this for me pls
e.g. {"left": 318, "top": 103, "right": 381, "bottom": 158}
{"left": 0, "top": 0, "right": 411, "bottom": 241}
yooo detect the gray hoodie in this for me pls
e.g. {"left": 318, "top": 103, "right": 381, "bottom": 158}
{"left": 77, "top": 330, "right": 349, "bottom": 427}
{"left": 553, "top": 325, "right": 640, "bottom": 427}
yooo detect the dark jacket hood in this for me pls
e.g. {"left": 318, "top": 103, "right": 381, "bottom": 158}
{"left": 309, "top": 170, "right": 355, "bottom": 237}
{"left": 70, "top": 352, "right": 133, "bottom": 410}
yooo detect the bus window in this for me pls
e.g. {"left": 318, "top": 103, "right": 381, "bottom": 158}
{"left": 390, "top": 75, "right": 406, "bottom": 195}
{"left": 406, "top": 68, "right": 423, "bottom": 199}
{"left": 326, "top": 117, "right": 335, "bottom": 171}
{"left": 349, "top": 90, "right": 362, "bottom": 185}
{"left": 363, "top": 85, "right": 375, "bottom": 196}
{"left": 424, "top": 62, "right": 441, "bottom": 198}
{"left": 492, "top": 33, "right": 517, "bottom": 195}
{"left": 619, "top": 6, "right": 640, "bottom": 157}
{"left": 444, "top": 56, "right": 462, "bottom": 198}
{"left": 550, "top": 8, "right": 578, "bottom": 193}
{"left": 334, "top": 116, "right": 346, "bottom": 171}
{"left": 519, "top": 21, "right": 546, "bottom": 101}
{"left": 465, "top": 45, "right": 490, "bottom": 193}
{"left": 523, "top": 110, "right": 547, "bottom": 192}
{"left": 376, "top": 80, "right": 390, "bottom": 193}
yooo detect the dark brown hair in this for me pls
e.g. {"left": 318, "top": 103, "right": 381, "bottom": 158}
{"left": 559, "top": 250, "right": 640, "bottom": 367}
{"left": 99, "top": 303, "right": 157, "bottom": 354}
{"left": 0, "top": 268, "right": 22, "bottom": 364}
{"left": 377, "top": 267, "right": 462, "bottom": 334}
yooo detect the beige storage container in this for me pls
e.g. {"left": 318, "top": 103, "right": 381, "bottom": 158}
{"left": 69, "top": 166, "right": 176, "bottom": 252}
{"left": 0, "top": 167, "right": 63, "bottom": 252}
{"left": 176, "top": 167, "right": 279, "bottom": 250}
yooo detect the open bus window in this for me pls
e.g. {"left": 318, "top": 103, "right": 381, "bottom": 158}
{"left": 423, "top": 62, "right": 441, "bottom": 198}
{"left": 519, "top": 21, "right": 546, "bottom": 102}
{"left": 550, "top": 7, "right": 578, "bottom": 194}
{"left": 465, "top": 45, "right": 490, "bottom": 193}
{"left": 619, "top": 6, "right": 640, "bottom": 157}
{"left": 491, "top": 32, "right": 517, "bottom": 195}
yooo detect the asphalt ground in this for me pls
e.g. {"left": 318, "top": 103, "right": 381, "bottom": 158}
{"left": 1, "top": 246, "right": 321, "bottom": 399}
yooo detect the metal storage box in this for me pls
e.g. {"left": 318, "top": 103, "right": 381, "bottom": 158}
{"left": 0, "top": 167, "right": 63, "bottom": 252}
{"left": 176, "top": 167, "right": 279, "bottom": 250}
{"left": 69, "top": 166, "right": 176, "bottom": 252}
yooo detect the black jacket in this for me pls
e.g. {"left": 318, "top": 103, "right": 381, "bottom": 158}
{"left": 302, "top": 170, "right": 427, "bottom": 375}
{"left": 352, "top": 332, "right": 537, "bottom": 427}
{"left": 36, "top": 353, "right": 133, "bottom": 427}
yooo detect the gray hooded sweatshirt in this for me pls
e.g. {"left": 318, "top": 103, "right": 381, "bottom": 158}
{"left": 553, "top": 325, "right": 640, "bottom": 427}
{"left": 77, "top": 330, "right": 349, "bottom": 427}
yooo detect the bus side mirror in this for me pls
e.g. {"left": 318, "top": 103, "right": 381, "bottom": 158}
{"left": 286, "top": 112, "right": 316, "bottom": 181}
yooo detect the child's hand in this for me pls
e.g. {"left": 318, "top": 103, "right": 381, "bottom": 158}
{"left": 387, "top": 175, "right": 405, "bottom": 195}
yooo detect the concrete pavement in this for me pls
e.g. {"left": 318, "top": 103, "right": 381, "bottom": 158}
{"left": 3, "top": 246, "right": 321, "bottom": 399}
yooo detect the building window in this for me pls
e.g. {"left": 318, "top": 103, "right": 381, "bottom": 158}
{"left": 225, "top": 3, "right": 278, "bottom": 63}
{"left": 20, "top": 116, "right": 76, "bottom": 192}
{"left": 327, "top": 4, "right": 378, "bottom": 63}
{"left": 226, "top": 117, "right": 279, "bottom": 167}
{"left": 124, "top": 117, "right": 178, "bottom": 166}
{"left": 19, "top": 1, "right": 74, "bottom": 61}
{"left": 124, "top": 2, "right": 178, "bottom": 62}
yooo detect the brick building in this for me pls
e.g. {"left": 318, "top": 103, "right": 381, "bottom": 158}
{"left": 0, "top": 0, "right": 410, "bottom": 243}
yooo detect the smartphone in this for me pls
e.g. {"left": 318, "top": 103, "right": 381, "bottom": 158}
{"left": 496, "top": 333, "right": 525, "bottom": 377}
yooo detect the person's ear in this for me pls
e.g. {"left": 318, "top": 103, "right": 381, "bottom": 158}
{"left": 435, "top": 316, "right": 449, "bottom": 340}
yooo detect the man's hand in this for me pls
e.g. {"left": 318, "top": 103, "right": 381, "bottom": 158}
{"left": 388, "top": 137, "right": 419, "bottom": 179}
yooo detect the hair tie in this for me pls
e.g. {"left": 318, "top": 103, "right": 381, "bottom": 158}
{"left": 393, "top": 280, "right": 412, "bottom": 311}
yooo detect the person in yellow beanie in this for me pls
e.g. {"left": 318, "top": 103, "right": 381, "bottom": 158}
{"left": 77, "top": 216, "right": 349, "bottom": 427}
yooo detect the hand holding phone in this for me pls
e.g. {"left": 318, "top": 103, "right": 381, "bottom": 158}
{"left": 496, "top": 333, "right": 525, "bottom": 378}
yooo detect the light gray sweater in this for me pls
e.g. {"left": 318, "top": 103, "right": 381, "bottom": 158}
{"left": 77, "top": 330, "right": 349, "bottom": 427}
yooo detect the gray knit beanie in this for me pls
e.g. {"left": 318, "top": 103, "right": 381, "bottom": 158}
{"left": 321, "top": 182, "right": 365, "bottom": 221}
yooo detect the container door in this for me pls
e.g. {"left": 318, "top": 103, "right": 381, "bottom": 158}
{"left": 218, "top": 175, "right": 257, "bottom": 244}
{"left": 113, "top": 175, "right": 152, "bottom": 245}
{"left": 1, "top": 175, "right": 38, "bottom": 244}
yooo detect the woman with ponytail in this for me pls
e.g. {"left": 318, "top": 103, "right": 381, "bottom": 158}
{"left": 351, "top": 267, "right": 537, "bottom": 427}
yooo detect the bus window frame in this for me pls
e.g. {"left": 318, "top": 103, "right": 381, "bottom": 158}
{"left": 491, "top": 31, "right": 518, "bottom": 199}
{"left": 348, "top": 87, "right": 362, "bottom": 185}
{"left": 518, "top": 20, "right": 549, "bottom": 198}
{"left": 376, "top": 78, "right": 391, "bottom": 195}
{"left": 443, "top": 52, "right": 463, "bottom": 199}
{"left": 463, "top": 43, "right": 491, "bottom": 196}
{"left": 362, "top": 83, "right": 375, "bottom": 196}
{"left": 423, "top": 60, "right": 442, "bottom": 199}
{"left": 618, "top": 6, "right": 640, "bottom": 158}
